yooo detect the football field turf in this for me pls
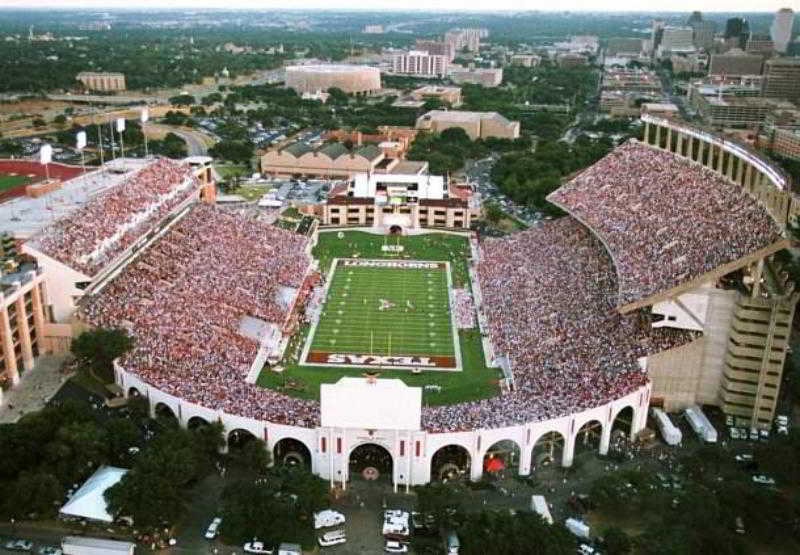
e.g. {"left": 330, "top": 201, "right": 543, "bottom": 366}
{"left": 304, "top": 259, "right": 459, "bottom": 370}
{"left": 0, "top": 174, "right": 32, "bottom": 192}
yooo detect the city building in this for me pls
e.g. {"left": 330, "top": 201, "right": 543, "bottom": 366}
{"left": 76, "top": 72, "right": 126, "bottom": 92}
{"left": 691, "top": 21, "right": 716, "bottom": 51}
{"left": 556, "top": 53, "right": 589, "bottom": 68}
{"left": 770, "top": 8, "right": 795, "bottom": 54}
{"left": 708, "top": 50, "right": 764, "bottom": 77}
{"left": 641, "top": 102, "right": 680, "bottom": 118}
{"left": 407, "top": 85, "right": 462, "bottom": 107}
{"left": 509, "top": 54, "right": 541, "bottom": 68}
{"left": 415, "top": 110, "right": 520, "bottom": 140}
{"left": 690, "top": 93, "right": 794, "bottom": 127}
{"left": 745, "top": 33, "right": 775, "bottom": 55}
{"left": 602, "top": 68, "right": 661, "bottom": 94}
{"left": 0, "top": 260, "right": 57, "bottom": 395}
{"left": 262, "top": 142, "right": 388, "bottom": 179}
{"left": 363, "top": 25, "right": 384, "bottom": 34}
{"left": 321, "top": 127, "right": 419, "bottom": 160}
{"left": 761, "top": 108, "right": 800, "bottom": 160}
{"left": 445, "top": 28, "right": 482, "bottom": 53}
{"left": 285, "top": 65, "right": 381, "bottom": 96}
{"left": 322, "top": 173, "right": 471, "bottom": 230}
{"left": 724, "top": 17, "right": 750, "bottom": 50}
{"left": 599, "top": 91, "right": 641, "bottom": 117}
{"left": 415, "top": 39, "right": 456, "bottom": 61}
{"left": 449, "top": 67, "right": 503, "bottom": 88}
{"left": 606, "top": 38, "right": 644, "bottom": 57}
{"left": 658, "top": 26, "right": 696, "bottom": 56}
{"left": 762, "top": 57, "right": 800, "bottom": 103}
{"left": 390, "top": 51, "right": 449, "bottom": 78}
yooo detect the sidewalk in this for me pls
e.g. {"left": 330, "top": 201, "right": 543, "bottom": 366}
{"left": 0, "top": 355, "right": 71, "bottom": 424}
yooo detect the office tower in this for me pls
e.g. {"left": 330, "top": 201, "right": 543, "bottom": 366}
{"left": 770, "top": 8, "right": 795, "bottom": 54}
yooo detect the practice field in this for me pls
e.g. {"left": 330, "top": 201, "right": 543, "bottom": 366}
{"left": 302, "top": 258, "right": 460, "bottom": 370}
{"left": 0, "top": 174, "right": 32, "bottom": 192}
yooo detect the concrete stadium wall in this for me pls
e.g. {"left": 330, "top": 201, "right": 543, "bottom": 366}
{"left": 116, "top": 360, "right": 650, "bottom": 487}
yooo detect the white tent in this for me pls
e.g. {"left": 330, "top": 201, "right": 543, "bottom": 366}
{"left": 60, "top": 466, "right": 129, "bottom": 523}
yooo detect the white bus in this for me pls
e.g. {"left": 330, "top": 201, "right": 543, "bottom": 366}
{"left": 530, "top": 495, "right": 554, "bottom": 525}
{"left": 652, "top": 407, "right": 682, "bottom": 445}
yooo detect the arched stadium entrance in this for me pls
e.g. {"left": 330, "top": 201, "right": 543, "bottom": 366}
{"left": 273, "top": 438, "right": 312, "bottom": 469}
{"left": 154, "top": 402, "right": 177, "bottom": 422}
{"left": 483, "top": 440, "right": 521, "bottom": 476}
{"left": 228, "top": 428, "right": 257, "bottom": 451}
{"left": 348, "top": 443, "right": 393, "bottom": 482}
{"left": 127, "top": 387, "right": 141, "bottom": 398}
{"left": 610, "top": 406, "right": 635, "bottom": 455}
{"left": 431, "top": 445, "right": 471, "bottom": 482}
{"left": 531, "top": 431, "right": 565, "bottom": 470}
{"left": 187, "top": 416, "right": 210, "bottom": 430}
{"left": 574, "top": 420, "right": 603, "bottom": 455}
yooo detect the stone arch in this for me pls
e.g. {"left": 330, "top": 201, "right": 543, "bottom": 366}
{"left": 430, "top": 444, "right": 471, "bottom": 482}
{"left": 574, "top": 419, "right": 603, "bottom": 455}
{"left": 273, "top": 437, "right": 312, "bottom": 469}
{"left": 348, "top": 442, "right": 393, "bottom": 482}
{"left": 482, "top": 439, "right": 521, "bottom": 476}
{"left": 228, "top": 428, "right": 257, "bottom": 451}
{"left": 187, "top": 415, "right": 210, "bottom": 430}
{"left": 531, "top": 430, "right": 565, "bottom": 470}
{"left": 154, "top": 402, "right": 177, "bottom": 421}
{"left": 611, "top": 405, "right": 636, "bottom": 451}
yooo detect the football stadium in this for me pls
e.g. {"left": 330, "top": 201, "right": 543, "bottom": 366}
{"left": 10, "top": 115, "right": 800, "bottom": 490}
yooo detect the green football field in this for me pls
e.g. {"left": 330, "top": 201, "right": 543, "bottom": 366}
{"left": 306, "top": 259, "right": 457, "bottom": 366}
{"left": 0, "top": 174, "right": 32, "bottom": 192}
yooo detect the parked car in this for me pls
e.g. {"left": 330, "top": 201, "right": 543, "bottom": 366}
{"left": 385, "top": 540, "right": 409, "bottom": 553}
{"left": 205, "top": 516, "right": 222, "bottom": 539}
{"left": 37, "top": 548, "right": 62, "bottom": 555}
{"left": 318, "top": 530, "right": 346, "bottom": 547}
{"left": 749, "top": 429, "right": 759, "bottom": 441}
{"left": 313, "top": 509, "right": 346, "bottom": 529}
{"left": 735, "top": 454, "right": 753, "bottom": 462}
{"left": 730, "top": 428, "right": 740, "bottom": 440}
{"left": 776, "top": 415, "right": 789, "bottom": 426}
{"left": 752, "top": 475, "right": 776, "bottom": 486}
{"left": 4, "top": 539, "right": 34, "bottom": 552}
{"left": 243, "top": 540, "right": 274, "bottom": 554}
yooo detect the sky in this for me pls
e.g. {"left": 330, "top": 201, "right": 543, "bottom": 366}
{"left": 0, "top": 0, "right": 793, "bottom": 13}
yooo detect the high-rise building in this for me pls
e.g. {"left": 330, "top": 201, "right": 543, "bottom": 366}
{"left": 659, "top": 26, "right": 696, "bottom": 55}
{"left": 762, "top": 57, "right": 800, "bottom": 103}
{"left": 686, "top": 11, "right": 703, "bottom": 27}
{"left": 391, "top": 51, "right": 449, "bottom": 77}
{"left": 770, "top": 8, "right": 795, "bottom": 54}
{"left": 708, "top": 50, "right": 764, "bottom": 77}
{"left": 415, "top": 39, "right": 456, "bottom": 61}
{"left": 745, "top": 33, "right": 775, "bottom": 55}
{"left": 725, "top": 17, "right": 750, "bottom": 49}
{"left": 76, "top": 72, "right": 126, "bottom": 92}
{"left": 692, "top": 21, "right": 716, "bottom": 51}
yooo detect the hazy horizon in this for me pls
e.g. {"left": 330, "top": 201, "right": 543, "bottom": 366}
{"left": 0, "top": 1, "right": 793, "bottom": 14}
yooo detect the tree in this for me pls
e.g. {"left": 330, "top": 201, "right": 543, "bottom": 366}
{"left": 416, "top": 482, "right": 464, "bottom": 530}
{"left": 208, "top": 140, "right": 254, "bottom": 165}
{"left": 602, "top": 526, "right": 632, "bottom": 554}
{"left": 168, "top": 94, "right": 194, "bottom": 106}
{"left": 53, "top": 114, "right": 67, "bottom": 127}
{"left": 32, "top": 118, "right": 46, "bottom": 128}
{"left": 327, "top": 87, "right": 349, "bottom": 105}
{"left": 71, "top": 328, "right": 134, "bottom": 383}
{"left": 457, "top": 510, "right": 575, "bottom": 555}
{"left": 484, "top": 201, "right": 504, "bottom": 224}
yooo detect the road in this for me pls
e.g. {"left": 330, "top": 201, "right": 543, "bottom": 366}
{"left": 146, "top": 123, "right": 217, "bottom": 156}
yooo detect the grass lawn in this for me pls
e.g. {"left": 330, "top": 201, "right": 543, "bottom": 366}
{"left": 215, "top": 164, "right": 248, "bottom": 179}
{"left": 313, "top": 230, "right": 471, "bottom": 287}
{"left": 0, "top": 174, "right": 32, "bottom": 191}
{"left": 309, "top": 261, "right": 456, "bottom": 359}
{"left": 259, "top": 328, "right": 500, "bottom": 406}
{"left": 281, "top": 206, "right": 302, "bottom": 220}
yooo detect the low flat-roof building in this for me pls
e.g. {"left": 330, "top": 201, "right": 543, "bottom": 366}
{"left": 76, "top": 71, "right": 126, "bottom": 92}
{"left": 410, "top": 85, "right": 462, "bottom": 107}
{"left": 449, "top": 67, "right": 503, "bottom": 88}
{"left": 415, "top": 110, "right": 520, "bottom": 140}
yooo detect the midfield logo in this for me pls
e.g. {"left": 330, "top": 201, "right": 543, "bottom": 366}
{"left": 326, "top": 353, "right": 437, "bottom": 367}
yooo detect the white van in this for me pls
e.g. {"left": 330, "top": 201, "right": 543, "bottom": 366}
{"left": 318, "top": 530, "right": 346, "bottom": 547}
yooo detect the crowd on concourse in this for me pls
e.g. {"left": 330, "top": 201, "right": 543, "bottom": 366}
{"left": 35, "top": 159, "right": 200, "bottom": 275}
{"left": 422, "top": 217, "right": 698, "bottom": 432}
{"left": 80, "top": 203, "right": 320, "bottom": 426}
{"left": 548, "top": 140, "right": 781, "bottom": 305}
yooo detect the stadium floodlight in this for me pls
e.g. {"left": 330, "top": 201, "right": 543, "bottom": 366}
{"left": 76, "top": 131, "right": 87, "bottom": 174}
{"left": 116, "top": 118, "right": 126, "bottom": 133}
{"left": 141, "top": 108, "right": 149, "bottom": 158}
{"left": 39, "top": 144, "right": 53, "bottom": 181}
{"left": 117, "top": 118, "right": 126, "bottom": 170}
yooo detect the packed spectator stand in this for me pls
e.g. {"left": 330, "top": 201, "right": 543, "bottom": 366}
{"left": 80, "top": 204, "right": 319, "bottom": 426}
{"left": 31, "top": 159, "right": 202, "bottom": 276}
{"left": 548, "top": 140, "right": 782, "bottom": 307}
{"left": 423, "top": 217, "right": 697, "bottom": 432}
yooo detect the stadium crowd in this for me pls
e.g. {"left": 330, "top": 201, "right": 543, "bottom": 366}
{"left": 80, "top": 204, "right": 320, "bottom": 426}
{"left": 548, "top": 140, "right": 781, "bottom": 305}
{"left": 452, "top": 288, "right": 476, "bottom": 329}
{"left": 422, "top": 217, "right": 697, "bottom": 432}
{"left": 34, "top": 159, "right": 201, "bottom": 275}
